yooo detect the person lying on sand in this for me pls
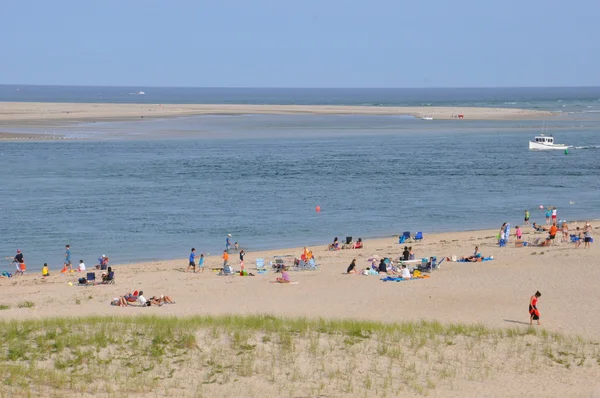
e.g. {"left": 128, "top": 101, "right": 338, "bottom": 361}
{"left": 149, "top": 295, "right": 176, "bottom": 304}
{"left": 532, "top": 223, "right": 548, "bottom": 232}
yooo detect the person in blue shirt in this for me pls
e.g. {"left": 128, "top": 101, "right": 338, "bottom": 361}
{"left": 64, "top": 245, "right": 73, "bottom": 271}
{"left": 187, "top": 248, "right": 198, "bottom": 273}
{"left": 226, "top": 234, "right": 232, "bottom": 252}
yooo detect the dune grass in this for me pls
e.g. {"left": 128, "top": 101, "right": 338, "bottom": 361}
{"left": 0, "top": 315, "right": 598, "bottom": 397}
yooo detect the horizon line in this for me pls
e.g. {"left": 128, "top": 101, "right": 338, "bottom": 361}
{"left": 2, "top": 83, "right": 600, "bottom": 90}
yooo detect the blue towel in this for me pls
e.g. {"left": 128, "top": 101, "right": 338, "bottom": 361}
{"left": 457, "top": 257, "right": 494, "bottom": 263}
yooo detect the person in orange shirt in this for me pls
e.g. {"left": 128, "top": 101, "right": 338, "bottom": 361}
{"left": 222, "top": 250, "right": 229, "bottom": 267}
{"left": 549, "top": 223, "right": 558, "bottom": 245}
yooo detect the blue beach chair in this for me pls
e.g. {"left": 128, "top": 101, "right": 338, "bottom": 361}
{"left": 414, "top": 232, "right": 423, "bottom": 241}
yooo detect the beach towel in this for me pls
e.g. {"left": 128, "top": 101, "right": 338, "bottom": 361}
{"left": 456, "top": 257, "right": 494, "bottom": 263}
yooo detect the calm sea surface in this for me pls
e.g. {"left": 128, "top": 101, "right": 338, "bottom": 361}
{"left": 1, "top": 113, "right": 599, "bottom": 271}
{"left": 1, "top": 86, "right": 599, "bottom": 270}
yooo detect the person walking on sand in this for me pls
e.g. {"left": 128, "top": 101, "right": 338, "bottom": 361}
{"left": 198, "top": 253, "right": 205, "bottom": 273}
{"left": 529, "top": 291, "right": 542, "bottom": 325}
{"left": 524, "top": 210, "right": 530, "bottom": 226}
{"left": 239, "top": 250, "right": 245, "bottom": 271}
{"left": 187, "top": 248, "right": 198, "bottom": 273}
{"left": 64, "top": 245, "right": 73, "bottom": 271}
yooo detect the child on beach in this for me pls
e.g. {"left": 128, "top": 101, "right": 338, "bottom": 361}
{"left": 198, "top": 253, "right": 205, "bottom": 272}
{"left": 222, "top": 250, "right": 229, "bottom": 267}
{"left": 276, "top": 267, "right": 291, "bottom": 283}
{"left": 515, "top": 226, "right": 522, "bottom": 240}
{"left": 524, "top": 210, "right": 530, "bottom": 226}
{"left": 64, "top": 245, "right": 73, "bottom": 271}
{"left": 239, "top": 250, "right": 245, "bottom": 271}
{"left": 529, "top": 291, "right": 541, "bottom": 326}
{"left": 42, "top": 263, "right": 49, "bottom": 277}
{"left": 187, "top": 248, "right": 198, "bottom": 273}
{"left": 545, "top": 208, "right": 552, "bottom": 225}
{"left": 77, "top": 260, "right": 86, "bottom": 272}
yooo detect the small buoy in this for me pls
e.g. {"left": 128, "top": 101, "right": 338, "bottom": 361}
{"left": 315, "top": 205, "right": 321, "bottom": 213}
{"left": 539, "top": 205, "right": 544, "bottom": 209}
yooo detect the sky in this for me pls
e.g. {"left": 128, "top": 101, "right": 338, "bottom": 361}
{"left": 1, "top": 0, "right": 599, "bottom": 88}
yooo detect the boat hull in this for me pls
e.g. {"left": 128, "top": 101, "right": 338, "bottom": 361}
{"left": 529, "top": 141, "right": 569, "bottom": 151}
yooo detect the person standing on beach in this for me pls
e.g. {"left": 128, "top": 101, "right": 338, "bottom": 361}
{"left": 545, "top": 208, "right": 552, "bottom": 225}
{"left": 187, "top": 248, "right": 198, "bottom": 273}
{"left": 524, "top": 210, "right": 530, "bottom": 226}
{"left": 529, "top": 291, "right": 541, "bottom": 326}
{"left": 549, "top": 223, "right": 558, "bottom": 245}
{"left": 551, "top": 207, "right": 557, "bottom": 224}
{"left": 515, "top": 226, "right": 522, "bottom": 241}
{"left": 239, "top": 250, "right": 245, "bottom": 271}
{"left": 561, "top": 221, "right": 569, "bottom": 242}
{"left": 222, "top": 250, "right": 229, "bottom": 268}
{"left": 64, "top": 245, "right": 72, "bottom": 271}
{"left": 584, "top": 221, "right": 593, "bottom": 249}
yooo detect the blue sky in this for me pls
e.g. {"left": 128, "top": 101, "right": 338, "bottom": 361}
{"left": 1, "top": 0, "right": 598, "bottom": 87}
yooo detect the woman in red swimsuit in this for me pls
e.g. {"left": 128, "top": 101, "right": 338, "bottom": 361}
{"left": 529, "top": 291, "right": 541, "bottom": 325}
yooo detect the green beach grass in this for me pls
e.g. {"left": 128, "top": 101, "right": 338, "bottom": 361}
{"left": 0, "top": 315, "right": 598, "bottom": 397}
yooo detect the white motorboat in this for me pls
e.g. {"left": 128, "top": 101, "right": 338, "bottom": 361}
{"left": 421, "top": 116, "right": 434, "bottom": 120}
{"left": 529, "top": 134, "right": 570, "bottom": 151}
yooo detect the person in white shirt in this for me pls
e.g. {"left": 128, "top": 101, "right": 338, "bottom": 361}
{"left": 78, "top": 260, "right": 86, "bottom": 272}
{"left": 401, "top": 265, "right": 411, "bottom": 279}
{"left": 137, "top": 291, "right": 147, "bottom": 306}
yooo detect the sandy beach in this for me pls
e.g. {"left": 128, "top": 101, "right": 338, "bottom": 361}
{"left": 2, "top": 223, "right": 599, "bottom": 397}
{"left": 2, "top": 223, "right": 598, "bottom": 338}
{"left": 0, "top": 102, "right": 558, "bottom": 126}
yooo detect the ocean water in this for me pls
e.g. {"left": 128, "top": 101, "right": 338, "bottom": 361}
{"left": 1, "top": 85, "right": 600, "bottom": 114}
{"left": 1, "top": 113, "right": 599, "bottom": 271}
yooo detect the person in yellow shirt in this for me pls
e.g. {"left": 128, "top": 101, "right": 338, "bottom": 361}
{"left": 42, "top": 263, "right": 49, "bottom": 277}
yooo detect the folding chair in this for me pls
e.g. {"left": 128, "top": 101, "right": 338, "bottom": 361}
{"left": 256, "top": 258, "right": 268, "bottom": 274}
{"left": 86, "top": 272, "right": 96, "bottom": 285}
{"left": 414, "top": 232, "right": 423, "bottom": 241}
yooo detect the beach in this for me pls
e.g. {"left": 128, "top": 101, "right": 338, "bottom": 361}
{"left": 0, "top": 102, "right": 558, "bottom": 127}
{"left": 2, "top": 223, "right": 599, "bottom": 337}
{"left": 2, "top": 223, "right": 599, "bottom": 396}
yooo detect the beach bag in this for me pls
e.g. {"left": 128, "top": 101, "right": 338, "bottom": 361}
{"left": 78, "top": 277, "right": 86, "bottom": 284}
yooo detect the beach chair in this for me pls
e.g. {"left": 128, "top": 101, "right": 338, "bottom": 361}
{"left": 256, "top": 258, "right": 268, "bottom": 274}
{"left": 86, "top": 272, "right": 96, "bottom": 285}
{"left": 399, "top": 231, "right": 411, "bottom": 244}
{"left": 102, "top": 271, "right": 115, "bottom": 284}
{"left": 413, "top": 232, "right": 423, "bottom": 241}
{"left": 342, "top": 236, "right": 353, "bottom": 249}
